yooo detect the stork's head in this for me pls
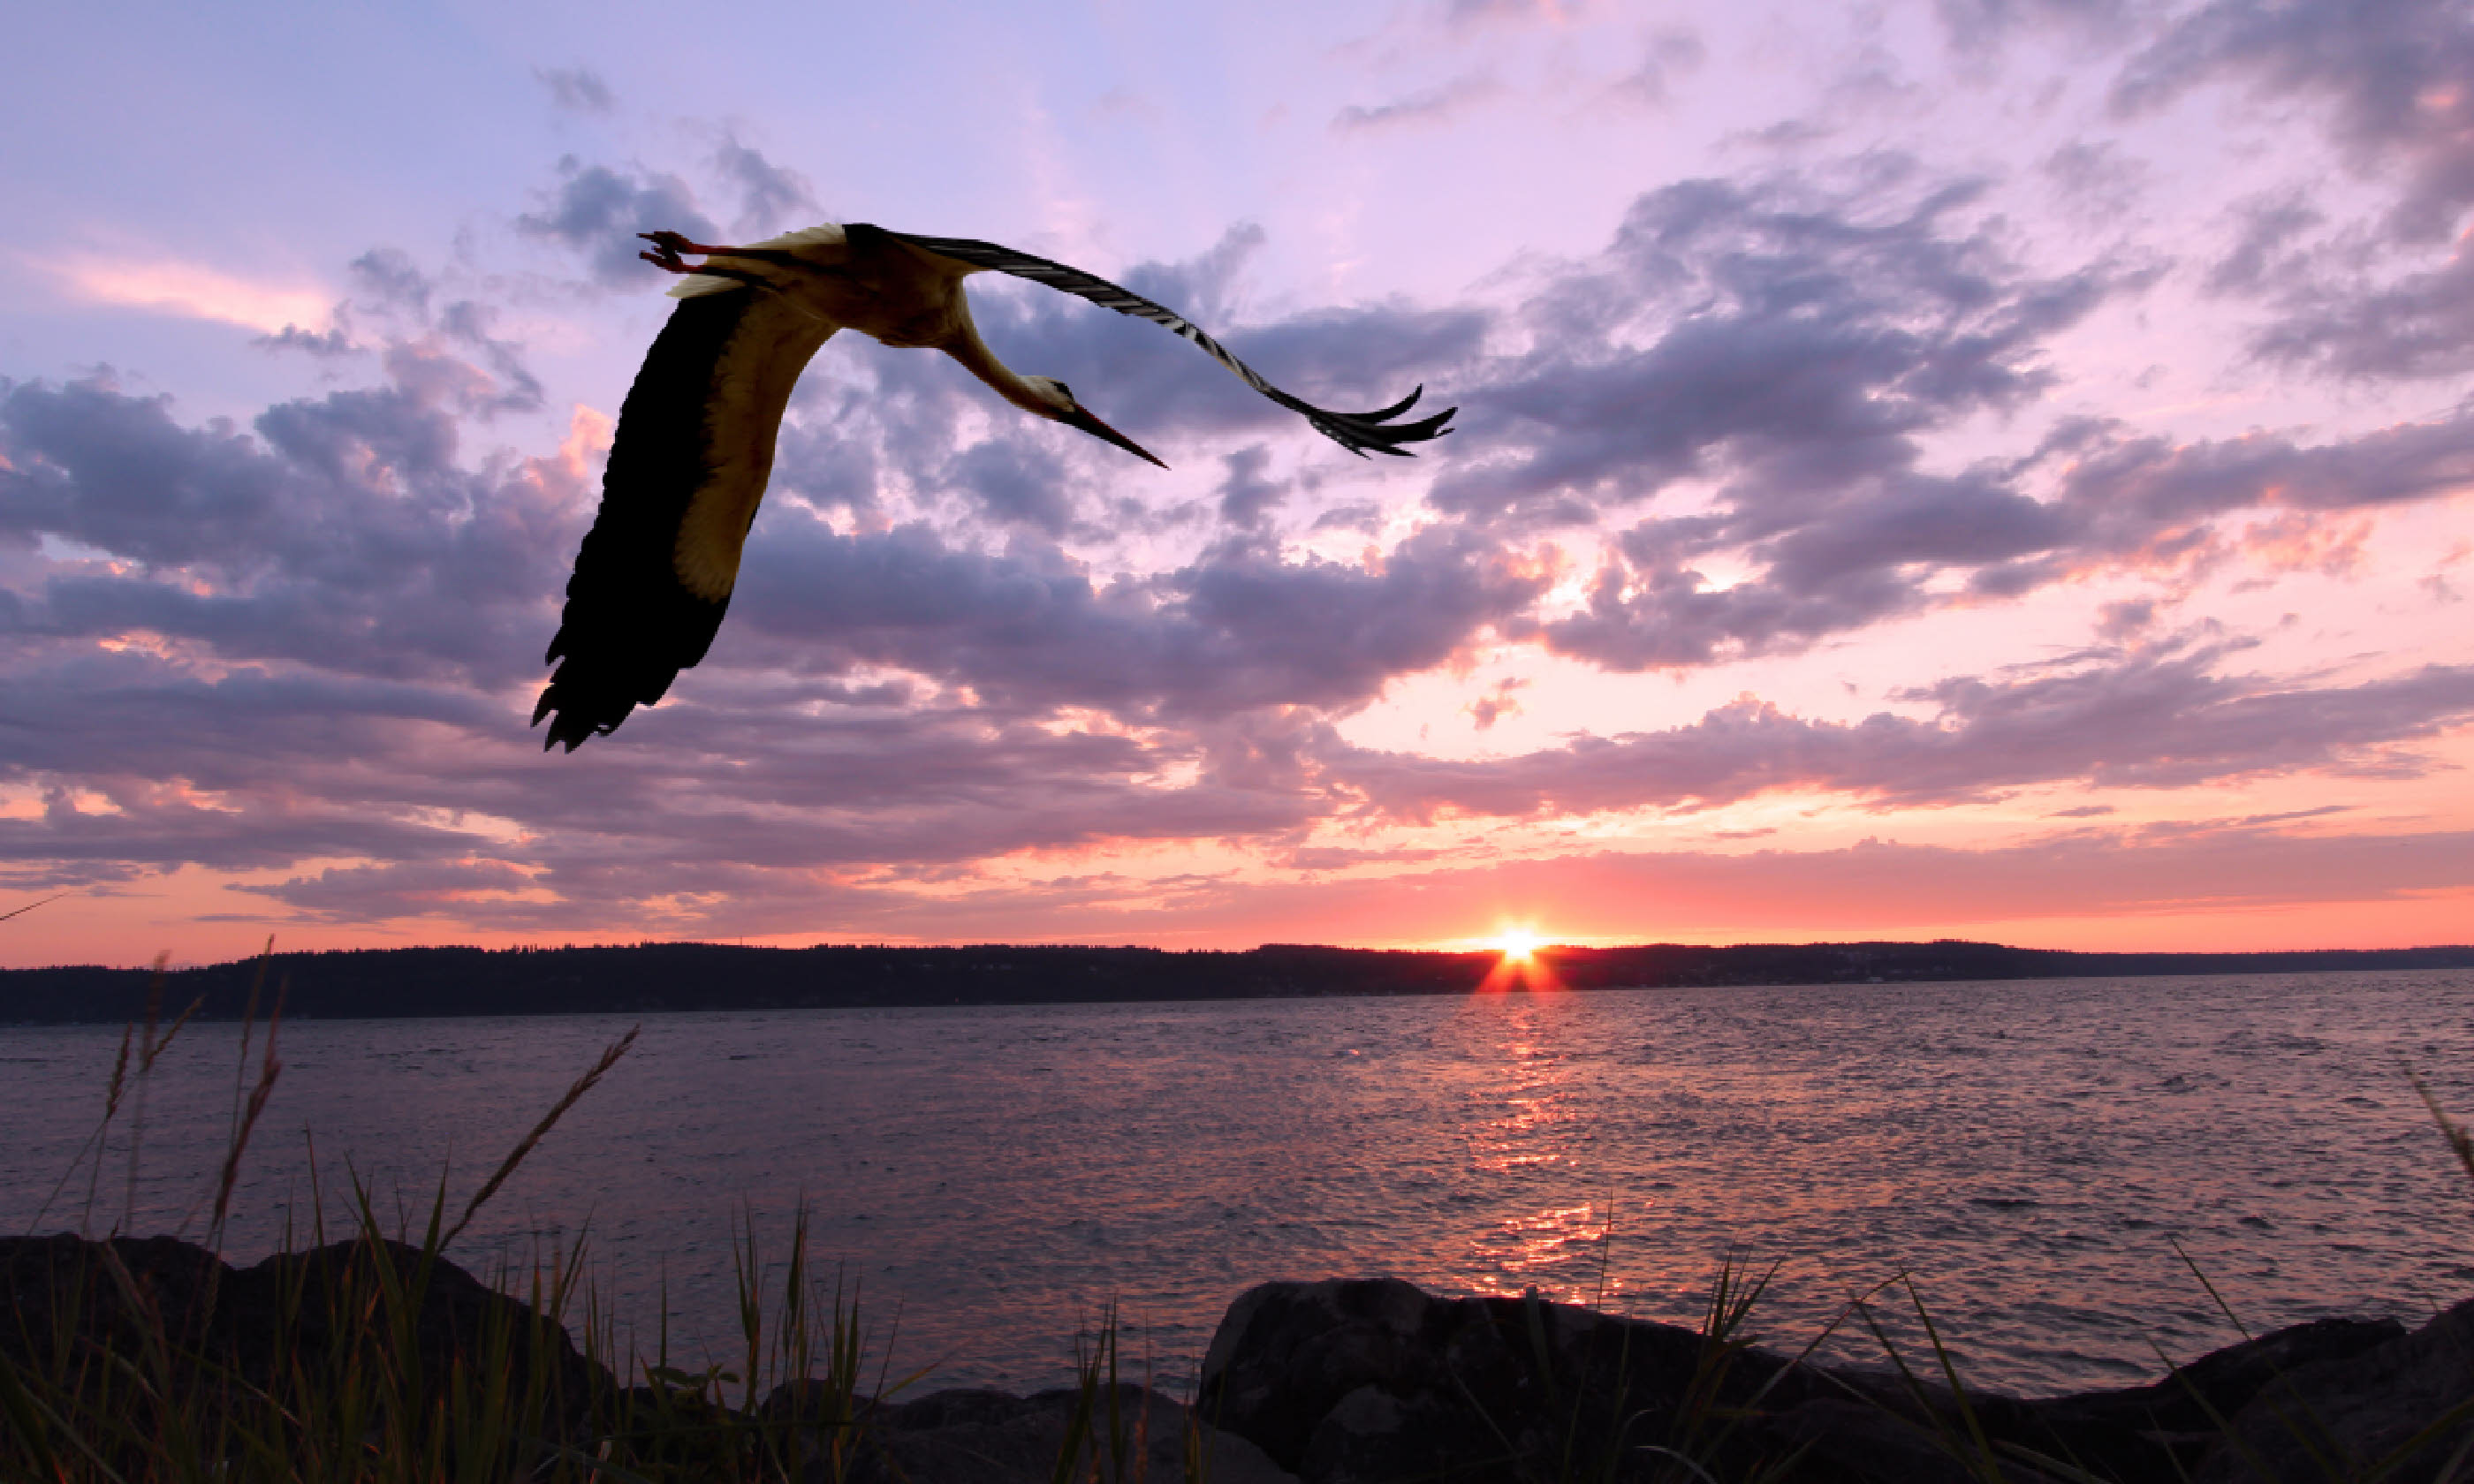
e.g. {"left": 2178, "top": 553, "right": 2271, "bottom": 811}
{"left": 1021, "top": 376, "right": 1167, "bottom": 469}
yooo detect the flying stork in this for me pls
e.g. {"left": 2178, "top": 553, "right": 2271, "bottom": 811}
{"left": 534, "top": 222, "right": 1457, "bottom": 751}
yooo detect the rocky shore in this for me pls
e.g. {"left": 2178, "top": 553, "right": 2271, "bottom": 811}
{"left": 5, "top": 1232, "right": 2469, "bottom": 1482}
{"left": 1196, "top": 1276, "right": 2472, "bottom": 1484}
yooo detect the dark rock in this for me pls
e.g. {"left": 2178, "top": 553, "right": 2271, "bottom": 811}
{"left": 1983, "top": 1315, "right": 2405, "bottom": 1482}
{"left": 1199, "top": 1278, "right": 1843, "bottom": 1482}
{"left": 0, "top": 1230, "right": 604, "bottom": 1427}
{"left": 2194, "top": 1298, "right": 2474, "bottom": 1483}
{"left": 1198, "top": 1280, "right": 2443, "bottom": 1484}
{"left": 0, "top": 1232, "right": 231, "bottom": 1363}
{"left": 2, "top": 1231, "right": 616, "bottom": 1483}
{"left": 1756, "top": 1396, "right": 1989, "bottom": 1484}
{"left": 250, "top": 1236, "right": 605, "bottom": 1411}
{"left": 1200, "top": 1278, "right": 1438, "bottom": 1471}
{"left": 787, "top": 1382, "right": 1295, "bottom": 1483}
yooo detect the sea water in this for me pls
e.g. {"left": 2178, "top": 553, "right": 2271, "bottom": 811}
{"left": 3, "top": 970, "right": 2470, "bottom": 1397}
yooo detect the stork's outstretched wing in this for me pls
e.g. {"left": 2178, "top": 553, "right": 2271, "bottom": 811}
{"left": 535, "top": 288, "right": 837, "bottom": 751}
{"left": 887, "top": 231, "right": 1456, "bottom": 458}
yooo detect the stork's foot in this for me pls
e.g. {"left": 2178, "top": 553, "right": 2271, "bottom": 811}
{"left": 637, "top": 231, "right": 740, "bottom": 273}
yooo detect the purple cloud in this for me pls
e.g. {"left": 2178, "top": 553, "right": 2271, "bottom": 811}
{"left": 710, "top": 138, "right": 818, "bottom": 234}
{"left": 1331, "top": 642, "right": 2474, "bottom": 822}
{"left": 535, "top": 67, "right": 615, "bottom": 116}
{"left": 2115, "top": 0, "right": 2474, "bottom": 244}
{"left": 2250, "top": 239, "right": 2474, "bottom": 380}
{"left": 726, "top": 514, "right": 1549, "bottom": 721}
{"left": 1, "top": 365, "right": 575, "bottom": 686}
{"left": 1426, "top": 164, "right": 2120, "bottom": 529}
{"left": 517, "top": 158, "right": 720, "bottom": 286}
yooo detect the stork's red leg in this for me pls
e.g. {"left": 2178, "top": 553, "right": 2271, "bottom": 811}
{"left": 639, "top": 231, "right": 815, "bottom": 271}
{"left": 641, "top": 231, "right": 736, "bottom": 256}
{"left": 637, "top": 231, "right": 732, "bottom": 273}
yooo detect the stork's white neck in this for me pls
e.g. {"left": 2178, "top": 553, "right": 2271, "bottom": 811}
{"left": 940, "top": 316, "right": 1059, "bottom": 420}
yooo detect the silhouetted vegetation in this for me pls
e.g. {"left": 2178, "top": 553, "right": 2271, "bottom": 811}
{"left": 4, "top": 938, "right": 2470, "bottom": 1023}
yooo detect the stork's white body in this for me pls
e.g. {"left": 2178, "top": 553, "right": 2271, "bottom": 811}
{"left": 659, "top": 224, "right": 1042, "bottom": 602}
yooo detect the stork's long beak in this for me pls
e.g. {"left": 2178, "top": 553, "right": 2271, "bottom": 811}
{"left": 1062, "top": 405, "right": 1168, "bottom": 469}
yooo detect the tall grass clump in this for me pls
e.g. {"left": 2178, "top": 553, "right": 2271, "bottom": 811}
{"left": 0, "top": 960, "right": 925, "bottom": 1483}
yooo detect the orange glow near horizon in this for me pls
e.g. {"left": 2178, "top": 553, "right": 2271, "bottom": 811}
{"left": 1479, "top": 930, "right": 1563, "bottom": 993}
{"left": 6, "top": 867, "right": 2474, "bottom": 972}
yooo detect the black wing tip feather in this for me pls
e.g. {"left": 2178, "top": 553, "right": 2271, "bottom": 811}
{"left": 1364, "top": 385, "right": 1426, "bottom": 421}
{"left": 532, "top": 691, "right": 613, "bottom": 752}
{"left": 532, "top": 655, "right": 643, "bottom": 753}
{"left": 534, "top": 629, "right": 607, "bottom": 750}
{"left": 1310, "top": 386, "right": 1458, "bottom": 458}
{"left": 533, "top": 627, "right": 700, "bottom": 752}
{"left": 532, "top": 697, "right": 630, "bottom": 753}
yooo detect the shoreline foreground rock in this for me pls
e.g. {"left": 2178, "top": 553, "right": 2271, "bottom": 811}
{"left": 5, "top": 1235, "right": 2469, "bottom": 1482}
{"left": 1196, "top": 1277, "right": 2470, "bottom": 1483}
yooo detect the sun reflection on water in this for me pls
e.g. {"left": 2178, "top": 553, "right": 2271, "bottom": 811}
{"left": 1480, "top": 1201, "right": 1611, "bottom": 1294}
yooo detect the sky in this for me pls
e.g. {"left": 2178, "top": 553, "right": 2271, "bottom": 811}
{"left": 3, "top": 0, "right": 2472, "bottom": 966}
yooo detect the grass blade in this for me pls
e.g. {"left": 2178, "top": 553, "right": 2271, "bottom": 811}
{"left": 443, "top": 1025, "right": 638, "bottom": 1250}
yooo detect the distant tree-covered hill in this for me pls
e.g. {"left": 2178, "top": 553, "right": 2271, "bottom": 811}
{"left": 2, "top": 939, "right": 2470, "bottom": 1024}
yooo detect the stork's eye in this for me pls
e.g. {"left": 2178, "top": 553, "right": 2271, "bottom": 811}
{"left": 1051, "top": 382, "right": 1074, "bottom": 401}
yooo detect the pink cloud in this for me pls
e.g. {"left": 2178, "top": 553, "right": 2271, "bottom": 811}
{"left": 59, "top": 257, "right": 335, "bottom": 337}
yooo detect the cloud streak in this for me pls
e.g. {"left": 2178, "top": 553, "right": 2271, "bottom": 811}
{"left": 1332, "top": 643, "right": 2474, "bottom": 823}
{"left": 59, "top": 260, "right": 335, "bottom": 336}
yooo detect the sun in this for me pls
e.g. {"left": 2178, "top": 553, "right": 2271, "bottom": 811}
{"left": 1497, "top": 928, "right": 1541, "bottom": 963}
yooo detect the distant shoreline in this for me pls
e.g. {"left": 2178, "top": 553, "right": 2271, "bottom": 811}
{"left": 3, "top": 938, "right": 2470, "bottom": 1024}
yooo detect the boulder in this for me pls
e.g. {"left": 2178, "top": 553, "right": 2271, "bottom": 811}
{"left": 2193, "top": 1298, "right": 2474, "bottom": 1483}
{"left": 1198, "top": 1277, "right": 1841, "bottom": 1482}
{"left": 792, "top": 1382, "right": 1296, "bottom": 1484}
{"left": 1, "top": 1232, "right": 231, "bottom": 1360}
{"left": 1197, "top": 1279, "right": 2433, "bottom": 1484}
{"left": 1745, "top": 1314, "right": 2401, "bottom": 1484}
{"left": 1988, "top": 1315, "right": 2404, "bottom": 1482}
{"left": 0, "top": 1230, "right": 603, "bottom": 1415}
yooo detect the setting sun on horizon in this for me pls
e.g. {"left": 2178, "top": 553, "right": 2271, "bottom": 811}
{"left": 1479, "top": 926, "right": 1562, "bottom": 992}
